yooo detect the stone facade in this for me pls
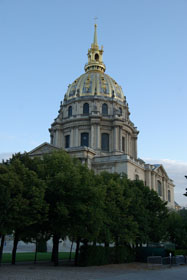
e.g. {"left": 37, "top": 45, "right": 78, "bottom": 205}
{"left": 29, "top": 24, "right": 175, "bottom": 208}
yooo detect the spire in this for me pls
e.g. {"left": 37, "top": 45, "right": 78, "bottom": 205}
{"left": 93, "top": 24, "right": 98, "bottom": 46}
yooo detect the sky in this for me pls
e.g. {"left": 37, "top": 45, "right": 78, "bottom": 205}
{"left": 0, "top": 0, "right": 187, "bottom": 206}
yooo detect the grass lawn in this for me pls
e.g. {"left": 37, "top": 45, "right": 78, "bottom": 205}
{"left": 2, "top": 252, "right": 75, "bottom": 263}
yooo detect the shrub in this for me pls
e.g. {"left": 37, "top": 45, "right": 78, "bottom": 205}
{"left": 78, "top": 245, "right": 135, "bottom": 266}
{"left": 174, "top": 249, "right": 187, "bottom": 256}
{"left": 37, "top": 239, "right": 47, "bottom": 252}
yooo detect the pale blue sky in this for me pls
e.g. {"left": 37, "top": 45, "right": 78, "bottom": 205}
{"left": 0, "top": 0, "right": 187, "bottom": 205}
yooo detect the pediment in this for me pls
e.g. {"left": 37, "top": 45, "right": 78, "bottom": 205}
{"left": 153, "top": 164, "right": 169, "bottom": 179}
{"left": 28, "top": 142, "right": 60, "bottom": 157}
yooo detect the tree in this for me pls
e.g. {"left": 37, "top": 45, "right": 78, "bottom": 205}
{"left": 6, "top": 155, "right": 48, "bottom": 264}
{"left": 166, "top": 209, "right": 187, "bottom": 248}
{"left": 98, "top": 172, "right": 138, "bottom": 247}
{"left": 124, "top": 179, "right": 168, "bottom": 246}
{"left": 67, "top": 164, "right": 104, "bottom": 265}
{"left": 39, "top": 150, "right": 105, "bottom": 266}
{"left": 37, "top": 150, "right": 81, "bottom": 266}
{"left": 166, "top": 210, "right": 186, "bottom": 248}
{"left": 0, "top": 163, "right": 13, "bottom": 265}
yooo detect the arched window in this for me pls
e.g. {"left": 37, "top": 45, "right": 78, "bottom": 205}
{"left": 68, "top": 106, "right": 72, "bottom": 117}
{"left": 81, "top": 133, "right": 89, "bottom": 147}
{"left": 95, "top": 53, "right": 99, "bottom": 61}
{"left": 102, "top": 103, "right": 108, "bottom": 115}
{"left": 101, "top": 133, "right": 109, "bottom": 151}
{"left": 83, "top": 103, "right": 89, "bottom": 115}
{"left": 168, "top": 190, "right": 171, "bottom": 202}
{"left": 157, "top": 181, "right": 162, "bottom": 196}
{"left": 135, "top": 174, "right": 139, "bottom": 180}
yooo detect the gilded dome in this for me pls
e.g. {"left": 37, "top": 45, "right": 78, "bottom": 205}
{"left": 64, "top": 72, "right": 124, "bottom": 101}
{"left": 64, "top": 24, "right": 125, "bottom": 103}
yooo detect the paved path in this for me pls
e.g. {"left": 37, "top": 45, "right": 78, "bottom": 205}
{"left": 0, "top": 263, "right": 187, "bottom": 280}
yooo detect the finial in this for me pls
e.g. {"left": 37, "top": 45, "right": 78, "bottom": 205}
{"left": 94, "top": 16, "right": 98, "bottom": 24}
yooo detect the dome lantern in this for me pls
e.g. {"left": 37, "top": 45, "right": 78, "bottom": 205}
{"left": 84, "top": 24, "right": 106, "bottom": 73}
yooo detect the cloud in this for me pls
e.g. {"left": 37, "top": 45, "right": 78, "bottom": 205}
{"left": 144, "top": 158, "right": 187, "bottom": 207}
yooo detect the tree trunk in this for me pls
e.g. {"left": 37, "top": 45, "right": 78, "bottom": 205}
{"left": 34, "top": 241, "right": 38, "bottom": 264}
{"left": 69, "top": 241, "right": 73, "bottom": 261}
{"left": 0, "top": 234, "right": 5, "bottom": 266}
{"left": 105, "top": 242, "right": 109, "bottom": 247}
{"left": 53, "top": 234, "right": 59, "bottom": 266}
{"left": 74, "top": 238, "right": 80, "bottom": 266}
{"left": 12, "top": 233, "right": 19, "bottom": 265}
{"left": 51, "top": 241, "right": 55, "bottom": 262}
{"left": 115, "top": 236, "right": 119, "bottom": 263}
{"left": 115, "top": 236, "right": 119, "bottom": 247}
{"left": 83, "top": 239, "right": 88, "bottom": 247}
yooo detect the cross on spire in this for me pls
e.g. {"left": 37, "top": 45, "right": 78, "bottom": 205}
{"left": 94, "top": 17, "right": 98, "bottom": 24}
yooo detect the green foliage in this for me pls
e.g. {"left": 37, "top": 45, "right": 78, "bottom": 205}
{"left": 174, "top": 249, "right": 187, "bottom": 256}
{"left": 0, "top": 150, "right": 172, "bottom": 266}
{"left": 166, "top": 209, "right": 187, "bottom": 249}
{"left": 78, "top": 245, "right": 135, "bottom": 266}
{"left": 129, "top": 180, "right": 169, "bottom": 244}
{"left": 0, "top": 163, "right": 12, "bottom": 235}
{"left": 97, "top": 172, "right": 138, "bottom": 245}
{"left": 166, "top": 211, "right": 186, "bottom": 248}
{"left": 37, "top": 239, "right": 47, "bottom": 252}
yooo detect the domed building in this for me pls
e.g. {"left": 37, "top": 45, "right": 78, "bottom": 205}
{"left": 29, "top": 25, "right": 175, "bottom": 208}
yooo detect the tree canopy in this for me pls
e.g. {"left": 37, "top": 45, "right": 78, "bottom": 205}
{"left": 0, "top": 150, "right": 177, "bottom": 265}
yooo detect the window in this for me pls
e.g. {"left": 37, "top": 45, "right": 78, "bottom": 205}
{"left": 65, "top": 135, "right": 70, "bottom": 148}
{"left": 119, "top": 107, "right": 122, "bottom": 115}
{"left": 157, "top": 181, "right": 162, "bottom": 196}
{"left": 83, "top": 103, "right": 89, "bottom": 115}
{"left": 95, "top": 53, "right": 99, "bottom": 61}
{"left": 135, "top": 174, "right": 139, "bottom": 180}
{"left": 81, "top": 133, "right": 89, "bottom": 147}
{"left": 68, "top": 106, "right": 72, "bottom": 117}
{"left": 122, "top": 137, "right": 125, "bottom": 152}
{"left": 102, "top": 103, "right": 108, "bottom": 115}
{"left": 101, "top": 133, "right": 109, "bottom": 151}
{"left": 168, "top": 190, "right": 171, "bottom": 202}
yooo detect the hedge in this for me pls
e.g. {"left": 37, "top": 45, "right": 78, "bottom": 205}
{"left": 78, "top": 245, "right": 135, "bottom": 266}
{"left": 174, "top": 249, "right": 187, "bottom": 256}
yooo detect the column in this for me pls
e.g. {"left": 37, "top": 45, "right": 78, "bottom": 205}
{"left": 113, "top": 126, "right": 117, "bottom": 151}
{"left": 134, "top": 137, "right": 137, "bottom": 159}
{"left": 70, "top": 129, "right": 73, "bottom": 147}
{"left": 152, "top": 173, "right": 155, "bottom": 191}
{"left": 96, "top": 124, "right": 100, "bottom": 149}
{"left": 55, "top": 130, "right": 59, "bottom": 147}
{"left": 91, "top": 125, "right": 94, "bottom": 149}
{"left": 126, "top": 133, "right": 129, "bottom": 155}
{"left": 119, "top": 127, "right": 122, "bottom": 151}
{"left": 75, "top": 128, "right": 79, "bottom": 146}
